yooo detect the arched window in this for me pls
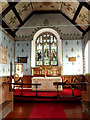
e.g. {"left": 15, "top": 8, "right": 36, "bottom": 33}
{"left": 36, "top": 32, "right": 58, "bottom": 66}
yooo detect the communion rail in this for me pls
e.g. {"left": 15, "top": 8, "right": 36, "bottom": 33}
{"left": 3, "top": 82, "right": 87, "bottom": 98}
{"left": 3, "top": 82, "right": 41, "bottom": 97}
{"left": 53, "top": 82, "right": 87, "bottom": 97}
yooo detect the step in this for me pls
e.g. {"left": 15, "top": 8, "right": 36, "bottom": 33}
{"left": 0, "top": 100, "right": 13, "bottom": 119}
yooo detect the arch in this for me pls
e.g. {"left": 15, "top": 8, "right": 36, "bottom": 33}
{"left": 31, "top": 28, "right": 62, "bottom": 67}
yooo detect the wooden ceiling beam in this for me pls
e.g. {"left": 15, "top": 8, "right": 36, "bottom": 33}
{"left": 82, "top": 2, "right": 90, "bottom": 10}
{"left": 14, "top": 10, "right": 64, "bottom": 33}
{"left": 12, "top": 7, "right": 23, "bottom": 24}
{"left": 73, "top": 2, "right": 83, "bottom": 21}
{"left": 2, "top": 2, "right": 18, "bottom": 18}
{"left": 1, "top": 1, "right": 89, "bottom": 36}
{"left": 14, "top": 10, "right": 85, "bottom": 34}
{"left": 8, "top": 2, "right": 23, "bottom": 24}
{"left": 14, "top": 12, "right": 34, "bottom": 33}
{"left": 2, "top": 20, "right": 15, "bottom": 38}
{"left": 82, "top": 26, "right": 90, "bottom": 36}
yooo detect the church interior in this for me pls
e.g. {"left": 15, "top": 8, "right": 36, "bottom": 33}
{"left": 0, "top": 0, "right": 90, "bottom": 119}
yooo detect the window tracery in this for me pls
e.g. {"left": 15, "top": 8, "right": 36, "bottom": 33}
{"left": 36, "top": 32, "right": 58, "bottom": 66}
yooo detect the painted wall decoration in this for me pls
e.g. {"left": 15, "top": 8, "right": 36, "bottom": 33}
{"left": 75, "top": 6, "right": 89, "bottom": 30}
{"left": 0, "top": 46, "right": 7, "bottom": 64}
{"left": 15, "top": 41, "right": 31, "bottom": 75}
{"left": 3, "top": 10, "right": 20, "bottom": 31}
{"left": 61, "top": 2, "right": 79, "bottom": 20}
{"left": 32, "top": 2, "right": 62, "bottom": 11}
{"left": 0, "top": 29, "right": 15, "bottom": 76}
{"left": 15, "top": 2, "right": 33, "bottom": 21}
{"left": 62, "top": 40, "right": 83, "bottom": 75}
{"left": 0, "top": 0, "right": 9, "bottom": 13}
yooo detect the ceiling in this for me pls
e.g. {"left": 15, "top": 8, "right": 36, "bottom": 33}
{"left": 0, "top": 0, "right": 90, "bottom": 38}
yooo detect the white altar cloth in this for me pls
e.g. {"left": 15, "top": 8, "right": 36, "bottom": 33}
{"left": 32, "top": 77, "right": 62, "bottom": 91}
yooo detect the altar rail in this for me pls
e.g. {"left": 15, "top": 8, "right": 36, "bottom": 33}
{"left": 53, "top": 82, "right": 87, "bottom": 96}
{"left": 3, "top": 81, "right": 88, "bottom": 98}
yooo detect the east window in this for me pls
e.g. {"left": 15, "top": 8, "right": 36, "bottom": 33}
{"left": 36, "top": 32, "right": 58, "bottom": 66}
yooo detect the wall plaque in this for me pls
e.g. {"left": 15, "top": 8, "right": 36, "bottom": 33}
{"left": 0, "top": 46, "right": 7, "bottom": 64}
{"left": 68, "top": 57, "right": 76, "bottom": 61}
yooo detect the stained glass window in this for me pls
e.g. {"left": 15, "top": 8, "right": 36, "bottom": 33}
{"left": 36, "top": 32, "right": 58, "bottom": 66}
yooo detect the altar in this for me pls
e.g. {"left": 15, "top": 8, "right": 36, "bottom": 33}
{"left": 32, "top": 77, "right": 62, "bottom": 91}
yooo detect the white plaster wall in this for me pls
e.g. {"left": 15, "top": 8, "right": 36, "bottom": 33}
{"left": 0, "top": 29, "right": 15, "bottom": 76}
{"left": 31, "top": 28, "right": 62, "bottom": 67}
{"left": 15, "top": 41, "right": 31, "bottom": 75}
{"left": 62, "top": 40, "right": 83, "bottom": 75}
{"left": 16, "top": 13, "right": 82, "bottom": 37}
{"left": 85, "top": 40, "right": 90, "bottom": 74}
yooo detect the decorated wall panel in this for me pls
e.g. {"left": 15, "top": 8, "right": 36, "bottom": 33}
{"left": 61, "top": 2, "right": 79, "bottom": 20}
{"left": 62, "top": 40, "right": 83, "bottom": 75}
{"left": 15, "top": 41, "right": 31, "bottom": 75}
{"left": 0, "top": 0, "right": 9, "bottom": 14}
{"left": 15, "top": 2, "right": 33, "bottom": 21}
{"left": 0, "top": 29, "right": 15, "bottom": 76}
{"left": 75, "top": 6, "right": 89, "bottom": 30}
{"left": 3, "top": 10, "right": 20, "bottom": 31}
{"left": 32, "top": 2, "right": 62, "bottom": 11}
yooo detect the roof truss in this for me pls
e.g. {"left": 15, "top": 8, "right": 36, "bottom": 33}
{"left": 0, "top": 1, "right": 89, "bottom": 38}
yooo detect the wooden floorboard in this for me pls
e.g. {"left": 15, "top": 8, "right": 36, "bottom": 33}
{"left": 3, "top": 101, "right": 89, "bottom": 119}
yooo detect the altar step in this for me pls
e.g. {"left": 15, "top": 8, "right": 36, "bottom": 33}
{"left": 14, "top": 95, "right": 81, "bottom": 102}
{"left": 0, "top": 100, "right": 13, "bottom": 119}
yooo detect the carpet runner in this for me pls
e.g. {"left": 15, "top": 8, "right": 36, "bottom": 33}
{"left": 29, "top": 103, "right": 67, "bottom": 119}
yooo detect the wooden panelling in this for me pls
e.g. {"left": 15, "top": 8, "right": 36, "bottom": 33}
{"left": 0, "top": 76, "right": 13, "bottom": 104}
{"left": 82, "top": 83, "right": 90, "bottom": 115}
{"left": 13, "top": 75, "right": 86, "bottom": 89}
{"left": 14, "top": 75, "right": 32, "bottom": 88}
{"left": 22, "top": 76, "right": 32, "bottom": 88}
{"left": 0, "top": 76, "right": 13, "bottom": 119}
{"left": 62, "top": 75, "right": 85, "bottom": 88}
{"left": 85, "top": 74, "right": 90, "bottom": 82}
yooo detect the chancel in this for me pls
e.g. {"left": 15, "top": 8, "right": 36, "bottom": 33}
{"left": 0, "top": 0, "right": 90, "bottom": 119}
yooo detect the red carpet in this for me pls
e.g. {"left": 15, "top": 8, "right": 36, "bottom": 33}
{"left": 29, "top": 103, "right": 67, "bottom": 119}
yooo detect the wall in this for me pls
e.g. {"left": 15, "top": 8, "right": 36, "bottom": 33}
{"left": 15, "top": 41, "right": 31, "bottom": 75}
{"left": 16, "top": 13, "right": 82, "bottom": 40}
{"left": 15, "top": 13, "right": 85, "bottom": 76}
{"left": 84, "top": 32, "right": 90, "bottom": 74}
{"left": 62, "top": 39, "right": 83, "bottom": 75}
{"left": 15, "top": 37, "right": 84, "bottom": 76}
{"left": 0, "top": 29, "right": 15, "bottom": 76}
